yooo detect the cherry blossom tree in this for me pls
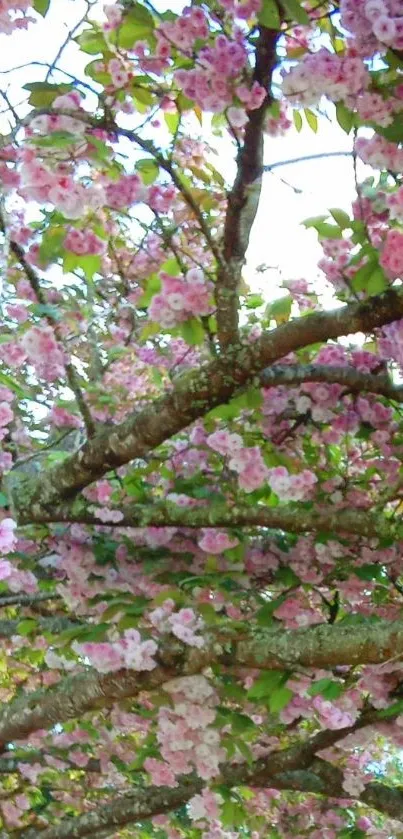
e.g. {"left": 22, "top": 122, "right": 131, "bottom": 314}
{"left": 4, "top": 0, "right": 403, "bottom": 836}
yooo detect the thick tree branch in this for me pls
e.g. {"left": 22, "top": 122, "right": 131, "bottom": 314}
{"left": 0, "top": 592, "right": 60, "bottom": 608}
{"left": 3, "top": 619, "right": 403, "bottom": 747}
{"left": 24, "top": 498, "right": 397, "bottom": 540}
{"left": 6, "top": 288, "right": 403, "bottom": 520}
{"left": 260, "top": 363, "right": 403, "bottom": 400}
{"left": 217, "top": 26, "right": 279, "bottom": 350}
{"left": 20, "top": 722, "right": 403, "bottom": 839}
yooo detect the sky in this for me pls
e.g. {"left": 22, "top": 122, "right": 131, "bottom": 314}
{"left": 0, "top": 0, "right": 370, "bottom": 306}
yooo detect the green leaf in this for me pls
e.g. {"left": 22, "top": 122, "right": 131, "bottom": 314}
{"left": 33, "top": 0, "right": 50, "bottom": 14}
{"left": 221, "top": 800, "right": 245, "bottom": 829}
{"left": 33, "top": 131, "right": 76, "bottom": 149}
{"left": 63, "top": 252, "right": 101, "bottom": 281}
{"left": 112, "top": 4, "right": 155, "bottom": 49}
{"left": 17, "top": 619, "right": 38, "bottom": 636}
{"left": 303, "top": 215, "right": 328, "bottom": 228}
{"left": 304, "top": 108, "right": 318, "bottom": 132}
{"left": 293, "top": 110, "right": 303, "bottom": 132}
{"left": 136, "top": 158, "right": 159, "bottom": 185}
{"left": 181, "top": 318, "right": 205, "bottom": 346}
{"left": 30, "top": 303, "right": 61, "bottom": 321}
{"left": 355, "top": 563, "right": 388, "bottom": 583}
{"left": 247, "top": 670, "right": 287, "bottom": 699}
{"left": 274, "top": 566, "right": 300, "bottom": 587}
{"left": 329, "top": 208, "right": 351, "bottom": 229}
{"left": 376, "top": 114, "right": 403, "bottom": 143}
{"left": 308, "top": 678, "right": 343, "bottom": 700}
{"left": 314, "top": 222, "right": 343, "bottom": 239}
{"left": 77, "top": 29, "right": 107, "bottom": 55}
{"left": 256, "top": 596, "right": 287, "bottom": 625}
{"left": 378, "top": 699, "right": 403, "bottom": 718}
{"left": 0, "top": 371, "right": 28, "bottom": 398}
{"left": 161, "top": 258, "right": 181, "bottom": 275}
{"left": 123, "top": 474, "right": 148, "bottom": 500}
{"left": 351, "top": 259, "right": 379, "bottom": 293}
{"left": 39, "top": 227, "right": 65, "bottom": 263}
{"left": 269, "top": 686, "right": 293, "bottom": 713}
{"left": 231, "top": 712, "right": 257, "bottom": 734}
{"left": 164, "top": 111, "right": 180, "bottom": 135}
{"left": 245, "top": 293, "right": 264, "bottom": 309}
{"left": 366, "top": 266, "right": 388, "bottom": 296}
{"left": 0, "top": 493, "right": 8, "bottom": 508}
{"left": 245, "top": 387, "right": 263, "bottom": 409}
{"left": 336, "top": 102, "right": 354, "bottom": 133}
{"left": 235, "top": 739, "right": 254, "bottom": 764}
{"left": 137, "top": 274, "right": 161, "bottom": 308}
{"left": 265, "top": 295, "right": 292, "bottom": 325}
{"left": 280, "top": 0, "right": 310, "bottom": 24}
{"left": 258, "top": 0, "right": 281, "bottom": 28}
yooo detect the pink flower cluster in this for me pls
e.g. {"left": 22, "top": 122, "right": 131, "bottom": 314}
{"left": 198, "top": 529, "right": 239, "bottom": 554}
{"left": 19, "top": 150, "right": 105, "bottom": 219}
{"left": 265, "top": 100, "right": 292, "bottom": 136}
{"left": 107, "top": 57, "right": 131, "bottom": 89}
{"left": 386, "top": 185, "right": 403, "bottom": 221}
{"left": 103, "top": 3, "right": 123, "bottom": 31}
{"left": 267, "top": 466, "right": 318, "bottom": 502}
{"left": 64, "top": 228, "right": 105, "bottom": 256}
{"left": 217, "top": 0, "right": 261, "bottom": 20}
{"left": 0, "top": 0, "right": 33, "bottom": 35}
{"left": 159, "top": 6, "right": 209, "bottom": 51}
{"left": 174, "top": 35, "right": 247, "bottom": 112}
{"left": 356, "top": 90, "right": 400, "bottom": 127}
{"left": 341, "top": 0, "right": 403, "bottom": 55}
{"left": 73, "top": 628, "right": 158, "bottom": 674}
{"left": 188, "top": 788, "right": 223, "bottom": 823}
{"left": 0, "top": 556, "right": 37, "bottom": 594}
{"left": 206, "top": 431, "right": 269, "bottom": 492}
{"left": 0, "top": 518, "right": 17, "bottom": 553}
{"left": 149, "top": 268, "right": 213, "bottom": 328}
{"left": 104, "top": 173, "right": 146, "bottom": 210}
{"left": 149, "top": 600, "right": 205, "bottom": 647}
{"left": 28, "top": 92, "right": 87, "bottom": 137}
{"left": 379, "top": 318, "right": 403, "bottom": 368}
{"left": 1, "top": 795, "right": 30, "bottom": 829}
{"left": 21, "top": 326, "right": 65, "bottom": 382}
{"left": 145, "top": 675, "right": 225, "bottom": 785}
{"left": 380, "top": 228, "right": 403, "bottom": 277}
{"left": 282, "top": 50, "right": 369, "bottom": 107}
{"left": 355, "top": 134, "right": 403, "bottom": 172}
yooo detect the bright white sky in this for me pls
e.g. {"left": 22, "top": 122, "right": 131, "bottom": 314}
{"left": 0, "top": 0, "right": 371, "bottom": 304}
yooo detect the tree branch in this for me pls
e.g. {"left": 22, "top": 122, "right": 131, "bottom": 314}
{"left": 217, "top": 26, "right": 279, "bottom": 350}
{"left": 0, "top": 592, "right": 60, "bottom": 608}
{"left": 259, "top": 363, "right": 403, "bottom": 400}
{"left": 263, "top": 151, "right": 354, "bottom": 172}
{"left": 3, "top": 619, "right": 403, "bottom": 747}
{"left": 7, "top": 287, "right": 403, "bottom": 522}
{"left": 24, "top": 497, "right": 397, "bottom": 541}
{"left": 20, "top": 720, "right": 403, "bottom": 839}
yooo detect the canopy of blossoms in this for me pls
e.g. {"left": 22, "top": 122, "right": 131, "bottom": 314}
{"left": 4, "top": 0, "right": 403, "bottom": 837}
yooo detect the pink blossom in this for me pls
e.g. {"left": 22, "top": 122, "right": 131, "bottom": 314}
{"left": 144, "top": 757, "right": 178, "bottom": 787}
{"left": 188, "top": 789, "right": 223, "bottom": 822}
{"left": 198, "top": 529, "right": 239, "bottom": 554}
{"left": 0, "top": 402, "right": 13, "bottom": 427}
{"left": 0, "top": 518, "right": 17, "bottom": 553}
